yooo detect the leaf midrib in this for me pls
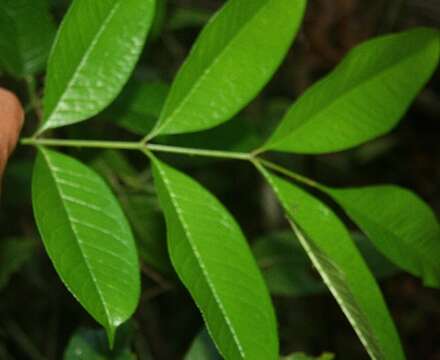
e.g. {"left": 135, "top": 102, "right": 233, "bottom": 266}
{"left": 267, "top": 35, "right": 434, "bottom": 149}
{"left": 41, "top": 150, "right": 112, "bottom": 329}
{"left": 155, "top": 163, "right": 245, "bottom": 359}
{"left": 154, "top": 0, "right": 271, "bottom": 136}
{"left": 43, "top": 0, "right": 123, "bottom": 128}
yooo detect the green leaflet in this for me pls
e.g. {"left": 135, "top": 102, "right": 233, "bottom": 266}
{"left": 151, "top": 156, "right": 278, "bottom": 359}
{"left": 0, "top": 0, "right": 55, "bottom": 77}
{"left": 326, "top": 185, "right": 440, "bottom": 287}
{"left": 32, "top": 148, "right": 140, "bottom": 344}
{"left": 262, "top": 28, "right": 440, "bottom": 154}
{"left": 149, "top": 0, "right": 306, "bottom": 137}
{"left": 39, "top": 0, "right": 156, "bottom": 133}
{"left": 257, "top": 167, "right": 405, "bottom": 360}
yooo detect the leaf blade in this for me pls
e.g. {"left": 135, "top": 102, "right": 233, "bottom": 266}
{"left": 258, "top": 167, "right": 405, "bottom": 360}
{"left": 326, "top": 185, "right": 440, "bottom": 287}
{"left": 0, "top": 0, "right": 55, "bottom": 77}
{"left": 39, "top": 0, "right": 156, "bottom": 133}
{"left": 32, "top": 148, "right": 141, "bottom": 342}
{"left": 151, "top": 156, "right": 278, "bottom": 359}
{"left": 150, "top": 0, "right": 306, "bottom": 137}
{"left": 263, "top": 28, "right": 440, "bottom": 154}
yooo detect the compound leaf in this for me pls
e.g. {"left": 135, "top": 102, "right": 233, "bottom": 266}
{"left": 258, "top": 167, "right": 405, "bottom": 360}
{"left": 263, "top": 28, "right": 440, "bottom": 154}
{"left": 32, "top": 148, "right": 140, "bottom": 344}
{"left": 327, "top": 185, "right": 440, "bottom": 287}
{"left": 151, "top": 156, "right": 278, "bottom": 359}
{"left": 150, "top": 0, "right": 306, "bottom": 137}
{"left": 39, "top": 0, "right": 156, "bottom": 133}
{"left": 0, "top": 0, "right": 55, "bottom": 77}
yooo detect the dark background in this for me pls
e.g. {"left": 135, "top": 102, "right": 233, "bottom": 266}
{"left": 1, "top": 0, "right": 440, "bottom": 359}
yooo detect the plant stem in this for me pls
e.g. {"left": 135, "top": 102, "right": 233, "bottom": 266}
{"left": 146, "top": 143, "right": 251, "bottom": 161}
{"left": 21, "top": 138, "right": 142, "bottom": 151}
{"left": 255, "top": 158, "right": 324, "bottom": 190}
{"left": 21, "top": 138, "right": 251, "bottom": 160}
{"left": 21, "top": 137, "right": 324, "bottom": 190}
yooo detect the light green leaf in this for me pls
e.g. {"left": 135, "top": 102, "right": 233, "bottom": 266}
{"left": 32, "top": 148, "right": 140, "bottom": 344}
{"left": 0, "top": 0, "right": 55, "bottom": 77}
{"left": 184, "top": 329, "right": 221, "bottom": 360}
{"left": 107, "top": 80, "right": 169, "bottom": 135}
{"left": 326, "top": 185, "right": 440, "bottom": 287}
{"left": 258, "top": 167, "right": 405, "bottom": 360}
{"left": 63, "top": 325, "right": 135, "bottom": 360}
{"left": 151, "top": 156, "right": 278, "bottom": 359}
{"left": 39, "top": 0, "right": 156, "bottom": 133}
{"left": 149, "top": 0, "right": 306, "bottom": 137}
{"left": 0, "top": 238, "right": 36, "bottom": 290}
{"left": 262, "top": 28, "right": 440, "bottom": 154}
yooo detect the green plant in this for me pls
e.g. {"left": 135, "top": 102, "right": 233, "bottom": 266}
{"left": 1, "top": 0, "right": 440, "bottom": 359}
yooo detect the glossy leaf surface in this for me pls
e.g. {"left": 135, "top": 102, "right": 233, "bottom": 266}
{"left": 40, "top": 0, "right": 156, "bottom": 133}
{"left": 327, "top": 185, "right": 440, "bottom": 287}
{"left": 283, "top": 353, "right": 334, "bottom": 360}
{"left": 259, "top": 168, "right": 405, "bottom": 360}
{"left": 263, "top": 28, "right": 440, "bottom": 154}
{"left": 0, "top": 0, "right": 55, "bottom": 77}
{"left": 150, "top": 0, "right": 306, "bottom": 137}
{"left": 151, "top": 156, "right": 278, "bottom": 359}
{"left": 32, "top": 149, "right": 140, "bottom": 342}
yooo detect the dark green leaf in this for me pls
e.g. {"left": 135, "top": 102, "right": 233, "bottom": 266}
{"left": 63, "top": 325, "right": 135, "bottom": 360}
{"left": 107, "top": 81, "right": 169, "bottom": 135}
{"left": 32, "top": 148, "right": 140, "bottom": 343}
{"left": 263, "top": 28, "right": 440, "bottom": 154}
{"left": 149, "top": 0, "right": 306, "bottom": 137}
{"left": 0, "top": 0, "right": 55, "bottom": 77}
{"left": 184, "top": 329, "right": 221, "bottom": 360}
{"left": 39, "top": 0, "right": 156, "bottom": 133}
{"left": 151, "top": 156, "right": 278, "bottom": 359}
{"left": 327, "top": 185, "right": 440, "bottom": 287}
{"left": 0, "top": 238, "right": 36, "bottom": 290}
{"left": 258, "top": 167, "right": 405, "bottom": 360}
{"left": 283, "top": 352, "right": 334, "bottom": 360}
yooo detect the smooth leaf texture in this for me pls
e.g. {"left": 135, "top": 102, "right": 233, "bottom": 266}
{"left": 149, "top": 0, "right": 306, "bottom": 137}
{"left": 327, "top": 185, "right": 440, "bottom": 287}
{"left": 32, "top": 149, "right": 140, "bottom": 343}
{"left": 0, "top": 0, "right": 55, "bottom": 77}
{"left": 258, "top": 167, "right": 404, "bottom": 360}
{"left": 39, "top": 0, "right": 156, "bottom": 133}
{"left": 64, "top": 325, "right": 135, "bottom": 360}
{"left": 263, "top": 28, "right": 440, "bottom": 154}
{"left": 151, "top": 156, "right": 278, "bottom": 359}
